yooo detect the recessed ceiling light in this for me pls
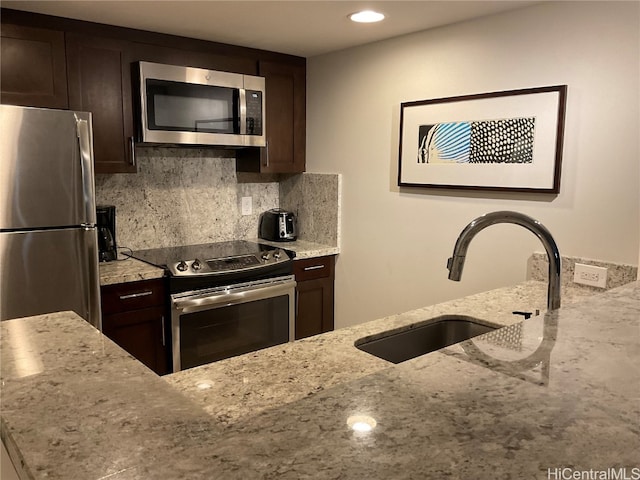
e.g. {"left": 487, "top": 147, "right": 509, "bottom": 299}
{"left": 349, "top": 10, "right": 385, "bottom": 23}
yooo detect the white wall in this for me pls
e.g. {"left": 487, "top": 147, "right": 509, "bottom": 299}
{"left": 306, "top": 1, "right": 640, "bottom": 328}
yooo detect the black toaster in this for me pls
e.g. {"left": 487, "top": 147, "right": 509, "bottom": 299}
{"left": 259, "top": 209, "right": 297, "bottom": 242}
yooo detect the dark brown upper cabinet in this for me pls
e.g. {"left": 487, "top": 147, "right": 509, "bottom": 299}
{"left": 236, "top": 60, "right": 306, "bottom": 174}
{"left": 1, "top": 23, "right": 68, "bottom": 109}
{"left": 66, "top": 32, "right": 137, "bottom": 173}
{"left": 1, "top": 8, "right": 306, "bottom": 175}
{"left": 65, "top": 37, "right": 260, "bottom": 175}
{"left": 130, "top": 42, "right": 257, "bottom": 75}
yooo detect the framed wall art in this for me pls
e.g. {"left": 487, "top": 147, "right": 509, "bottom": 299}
{"left": 397, "top": 85, "right": 567, "bottom": 193}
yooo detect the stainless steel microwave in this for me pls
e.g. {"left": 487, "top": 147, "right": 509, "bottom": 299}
{"left": 137, "top": 61, "right": 265, "bottom": 147}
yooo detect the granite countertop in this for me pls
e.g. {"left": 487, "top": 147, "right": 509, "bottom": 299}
{"left": 98, "top": 240, "right": 338, "bottom": 285}
{"left": 251, "top": 238, "right": 339, "bottom": 259}
{"left": 165, "top": 281, "right": 596, "bottom": 426}
{"left": 2, "top": 281, "right": 638, "bottom": 479}
{"left": 99, "top": 256, "right": 165, "bottom": 286}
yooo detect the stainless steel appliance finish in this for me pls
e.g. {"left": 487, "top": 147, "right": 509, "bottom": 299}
{"left": 165, "top": 246, "right": 290, "bottom": 278}
{"left": 171, "top": 274, "right": 296, "bottom": 371}
{"left": 138, "top": 61, "right": 266, "bottom": 147}
{"left": 447, "top": 210, "right": 561, "bottom": 311}
{"left": 132, "top": 241, "right": 293, "bottom": 285}
{"left": 131, "top": 240, "right": 296, "bottom": 372}
{"left": 0, "top": 105, "right": 101, "bottom": 329}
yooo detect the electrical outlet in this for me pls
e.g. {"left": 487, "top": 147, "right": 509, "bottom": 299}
{"left": 573, "top": 263, "right": 607, "bottom": 288}
{"left": 241, "top": 196, "right": 252, "bottom": 216}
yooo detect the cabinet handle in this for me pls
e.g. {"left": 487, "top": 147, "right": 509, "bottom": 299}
{"left": 129, "top": 136, "right": 137, "bottom": 167}
{"left": 161, "top": 315, "right": 166, "bottom": 347}
{"left": 119, "top": 290, "right": 153, "bottom": 300}
{"left": 303, "top": 265, "right": 325, "bottom": 271}
{"left": 263, "top": 141, "right": 269, "bottom": 167}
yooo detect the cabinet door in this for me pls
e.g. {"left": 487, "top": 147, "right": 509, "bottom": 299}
{"left": 294, "top": 256, "right": 335, "bottom": 339}
{"left": 295, "top": 278, "right": 334, "bottom": 340}
{"left": 237, "top": 60, "right": 306, "bottom": 173}
{"left": 100, "top": 278, "right": 168, "bottom": 375}
{"left": 102, "top": 306, "right": 168, "bottom": 375}
{"left": 0, "top": 23, "right": 68, "bottom": 108}
{"left": 66, "top": 33, "right": 136, "bottom": 173}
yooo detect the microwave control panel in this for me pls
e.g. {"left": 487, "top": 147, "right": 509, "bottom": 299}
{"left": 245, "top": 90, "right": 263, "bottom": 136}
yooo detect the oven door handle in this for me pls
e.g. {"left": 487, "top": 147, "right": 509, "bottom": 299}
{"left": 172, "top": 278, "right": 296, "bottom": 315}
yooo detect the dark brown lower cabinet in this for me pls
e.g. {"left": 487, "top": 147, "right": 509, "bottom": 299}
{"left": 100, "top": 278, "right": 168, "bottom": 375}
{"left": 294, "top": 256, "right": 335, "bottom": 340}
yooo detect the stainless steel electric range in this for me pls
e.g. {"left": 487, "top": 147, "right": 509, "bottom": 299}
{"left": 131, "top": 240, "right": 296, "bottom": 372}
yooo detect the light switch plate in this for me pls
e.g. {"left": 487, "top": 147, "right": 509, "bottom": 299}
{"left": 241, "top": 196, "right": 252, "bottom": 216}
{"left": 573, "top": 263, "right": 607, "bottom": 288}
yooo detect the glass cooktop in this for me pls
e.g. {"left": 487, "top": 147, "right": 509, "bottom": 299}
{"left": 130, "top": 240, "right": 275, "bottom": 269}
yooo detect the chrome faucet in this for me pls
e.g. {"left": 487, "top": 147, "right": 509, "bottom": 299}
{"left": 447, "top": 211, "right": 561, "bottom": 311}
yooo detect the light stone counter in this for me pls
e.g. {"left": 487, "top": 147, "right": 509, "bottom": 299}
{"left": 165, "top": 281, "right": 595, "bottom": 426}
{"left": 98, "top": 256, "right": 165, "bottom": 286}
{"left": 2, "top": 281, "right": 638, "bottom": 479}
{"left": 0, "top": 313, "right": 222, "bottom": 479}
{"left": 251, "top": 238, "right": 339, "bottom": 259}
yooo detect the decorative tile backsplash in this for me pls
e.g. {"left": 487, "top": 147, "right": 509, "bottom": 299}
{"left": 528, "top": 252, "right": 638, "bottom": 291}
{"left": 95, "top": 146, "right": 340, "bottom": 251}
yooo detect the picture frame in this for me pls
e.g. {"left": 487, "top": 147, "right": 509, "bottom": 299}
{"left": 397, "top": 85, "right": 567, "bottom": 193}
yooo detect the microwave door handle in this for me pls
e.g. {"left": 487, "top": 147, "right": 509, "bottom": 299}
{"left": 238, "top": 88, "right": 247, "bottom": 135}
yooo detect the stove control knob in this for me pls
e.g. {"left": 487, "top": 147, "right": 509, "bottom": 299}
{"left": 261, "top": 252, "right": 270, "bottom": 261}
{"left": 176, "top": 261, "right": 188, "bottom": 272}
{"left": 192, "top": 259, "right": 203, "bottom": 271}
{"left": 273, "top": 250, "right": 281, "bottom": 259}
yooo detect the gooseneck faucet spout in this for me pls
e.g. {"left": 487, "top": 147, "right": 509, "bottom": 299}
{"left": 447, "top": 211, "right": 561, "bottom": 311}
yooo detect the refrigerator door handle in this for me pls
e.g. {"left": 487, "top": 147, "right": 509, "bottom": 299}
{"left": 75, "top": 114, "right": 97, "bottom": 225}
{"left": 84, "top": 226, "right": 103, "bottom": 331}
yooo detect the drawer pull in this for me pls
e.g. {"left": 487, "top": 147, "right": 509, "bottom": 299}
{"left": 303, "top": 265, "right": 325, "bottom": 271}
{"left": 161, "top": 315, "right": 166, "bottom": 347}
{"left": 119, "top": 291, "right": 153, "bottom": 300}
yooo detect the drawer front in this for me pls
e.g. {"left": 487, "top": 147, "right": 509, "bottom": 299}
{"left": 101, "top": 278, "right": 165, "bottom": 315}
{"left": 293, "top": 255, "right": 334, "bottom": 282}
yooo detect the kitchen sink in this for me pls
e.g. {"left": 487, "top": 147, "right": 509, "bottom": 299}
{"left": 355, "top": 315, "right": 498, "bottom": 364}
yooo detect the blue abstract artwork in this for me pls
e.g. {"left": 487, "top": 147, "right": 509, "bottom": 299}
{"left": 417, "top": 118, "right": 535, "bottom": 164}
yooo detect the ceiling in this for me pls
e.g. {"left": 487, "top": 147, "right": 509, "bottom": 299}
{"left": 2, "top": 1, "right": 540, "bottom": 58}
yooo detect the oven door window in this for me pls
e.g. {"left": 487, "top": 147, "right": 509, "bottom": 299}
{"left": 179, "top": 295, "right": 289, "bottom": 370}
{"left": 145, "top": 79, "right": 239, "bottom": 134}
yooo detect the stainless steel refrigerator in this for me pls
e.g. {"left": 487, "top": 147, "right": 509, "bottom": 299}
{"left": 0, "top": 104, "right": 101, "bottom": 329}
